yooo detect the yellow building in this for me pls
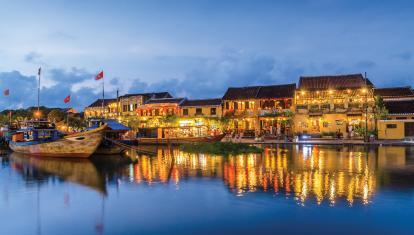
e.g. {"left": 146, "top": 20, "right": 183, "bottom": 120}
{"left": 119, "top": 92, "right": 172, "bottom": 117}
{"left": 84, "top": 98, "right": 117, "bottom": 119}
{"left": 178, "top": 98, "right": 223, "bottom": 135}
{"left": 136, "top": 97, "right": 185, "bottom": 128}
{"left": 374, "top": 86, "right": 414, "bottom": 120}
{"left": 378, "top": 120, "right": 414, "bottom": 140}
{"left": 222, "top": 84, "right": 296, "bottom": 136}
{"left": 294, "top": 74, "right": 375, "bottom": 137}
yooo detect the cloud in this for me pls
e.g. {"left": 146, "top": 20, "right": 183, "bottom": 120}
{"left": 0, "top": 67, "right": 117, "bottom": 111}
{"left": 355, "top": 60, "right": 376, "bottom": 69}
{"left": 24, "top": 52, "right": 43, "bottom": 64}
{"left": 392, "top": 52, "right": 412, "bottom": 61}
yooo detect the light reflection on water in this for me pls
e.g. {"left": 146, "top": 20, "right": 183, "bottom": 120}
{"left": 2, "top": 145, "right": 414, "bottom": 234}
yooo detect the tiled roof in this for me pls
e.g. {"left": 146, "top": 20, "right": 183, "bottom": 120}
{"left": 145, "top": 97, "right": 186, "bottom": 105}
{"left": 222, "top": 84, "right": 296, "bottom": 100}
{"left": 257, "top": 84, "right": 296, "bottom": 99}
{"left": 87, "top": 99, "right": 117, "bottom": 108}
{"left": 384, "top": 100, "right": 414, "bottom": 115}
{"left": 298, "top": 74, "right": 374, "bottom": 90}
{"left": 374, "top": 87, "right": 414, "bottom": 98}
{"left": 120, "top": 92, "right": 172, "bottom": 99}
{"left": 181, "top": 98, "right": 222, "bottom": 107}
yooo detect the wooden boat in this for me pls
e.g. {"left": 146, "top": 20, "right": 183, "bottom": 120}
{"left": 87, "top": 119, "right": 135, "bottom": 155}
{"left": 9, "top": 120, "right": 106, "bottom": 158}
{"left": 137, "top": 133, "right": 226, "bottom": 145}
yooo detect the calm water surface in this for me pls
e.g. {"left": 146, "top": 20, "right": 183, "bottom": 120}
{"left": 1, "top": 145, "right": 414, "bottom": 235}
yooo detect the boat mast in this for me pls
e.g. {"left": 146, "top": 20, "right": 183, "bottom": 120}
{"left": 102, "top": 72, "right": 104, "bottom": 119}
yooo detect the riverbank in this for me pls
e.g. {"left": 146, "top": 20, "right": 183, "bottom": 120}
{"left": 223, "top": 138, "right": 414, "bottom": 146}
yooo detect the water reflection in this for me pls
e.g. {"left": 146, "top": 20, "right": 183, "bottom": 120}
{"left": 6, "top": 145, "right": 414, "bottom": 207}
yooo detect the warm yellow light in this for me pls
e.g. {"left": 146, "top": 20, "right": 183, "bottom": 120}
{"left": 301, "top": 91, "right": 306, "bottom": 95}
{"left": 34, "top": 111, "right": 41, "bottom": 118}
{"left": 362, "top": 89, "right": 367, "bottom": 93}
{"left": 328, "top": 90, "right": 334, "bottom": 94}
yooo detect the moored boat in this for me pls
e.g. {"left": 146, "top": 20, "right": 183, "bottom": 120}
{"left": 9, "top": 120, "right": 106, "bottom": 158}
{"left": 87, "top": 119, "right": 135, "bottom": 154}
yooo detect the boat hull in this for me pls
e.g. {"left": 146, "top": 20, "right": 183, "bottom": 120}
{"left": 9, "top": 125, "right": 106, "bottom": 158}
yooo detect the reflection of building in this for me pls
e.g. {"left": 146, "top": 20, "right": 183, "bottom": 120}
{"left": 294, "top": 74, "right": 375, "bottom": 137}
{"left": 122, "top": 145, "right": 414, "bottom": 206}
{"left": 222, "top": 84, "right": 296, "bottom": 134}
{"left": 84, "top": 98, "right": 117, "bottom": 119}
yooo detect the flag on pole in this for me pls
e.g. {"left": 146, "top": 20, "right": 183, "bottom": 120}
{"left": 95, "top": 71, "right": 104, "bottom": 80}
{"left": 64, "top": 95, "right": 71, "bottom": 103}
{"left": 3, "top": 89, "right": 9, "bottom": 96}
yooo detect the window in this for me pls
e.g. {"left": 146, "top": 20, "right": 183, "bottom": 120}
{"left": 245, "top": 101, "right": 249, "bottom": 109}
{"left": 386, "top": 124, "right": 397, "bottom": 129}
{"left": 211, "top": 108, "right": 216, "bottom": 115}
{"left": 196, "top": 108, "right": 202, "bottom": 115}
{"left": 225, "top": 102, "right": 229, "bottom": 110}
{"left": 123, "top": 105, "right": 128, "bottom": 112}
{"left": 155, "top": 109, "right": 159, "bottom": 116}
{"left": 183, "top": 109, "right": 188, "bottom": 116}
{"left": 234, "top": 102, "right": 238, "bottom": 110}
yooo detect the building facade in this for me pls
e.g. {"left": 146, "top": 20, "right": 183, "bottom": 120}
{"left": 222, "top": 84, "right": 296, "bottom": 136}
{"left": 294, "top": 74, "right": 375, "bottom": 137}
{"left": 119, "top": 92, "right": 172, "bottom": 118}
{"left": 84, "top": 99, "right": 117, "bottom": 119}
{"left": 374, "top": 86, "right": 414, "bottom": 120}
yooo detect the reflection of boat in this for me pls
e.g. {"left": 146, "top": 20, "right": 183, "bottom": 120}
{"left": 9, "top": 120, "right": 106, "bottom": 158}
{"left": 87, "top": 119, "right": 133, "bottom": 155}
{"left": 10, "top": 152, "right": 106, "bottom": 194}
{"left": 137, "top": 127, "right": 225, "bottom": 144}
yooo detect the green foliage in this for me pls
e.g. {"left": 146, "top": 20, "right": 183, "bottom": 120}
{"left": 180, "top": 142, "right": 263, "bottom": 156}
{"left": 47, "top": 109, "right": 65, "bottom": 122}
{"left": 374, "top": 96, "right": 388, "bottom": 120}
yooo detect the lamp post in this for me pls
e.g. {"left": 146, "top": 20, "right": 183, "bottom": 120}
{"left": 364, "top": 72, "right": 369, "bottom": 142}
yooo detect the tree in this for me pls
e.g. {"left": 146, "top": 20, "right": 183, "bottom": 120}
{"left": 373, "top": 96, "right": 388, "bottom": 134}
{"left": 47, "top": 109, "right": 66, "bottom": 122}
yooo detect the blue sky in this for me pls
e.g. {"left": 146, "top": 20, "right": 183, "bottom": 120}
{"left": 0, "top": 0, "right": 413, "bottom": 111}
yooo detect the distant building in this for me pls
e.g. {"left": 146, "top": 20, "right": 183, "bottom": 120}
{"left": 294, "top": 74, "right": 375, "bottom": 137}
{"left": 222, "top": 84, "right": 296, "bottom": 134}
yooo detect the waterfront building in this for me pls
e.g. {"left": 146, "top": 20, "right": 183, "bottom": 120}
{"left": 179, "top": 98, "right": 223, "bottom": 136}
{"left": 374, "top": 87, "right": 414, "bottom": 139}
{"left": 374, "top": 86, "right": 414, "bottom": 120}
{"left": 119, "top": 92, "right": 172, "bottom": 118}
{"left": 222, "top": 84, "right": 296, "bottom": 136}
{"left": 294, "top": 74, "right": 375, "bottom": 137}
{"left": 84, "top": 98, "right": 117, "bottom": 119}
{"left": 135, "top": 97, "right": 186, "bottom": 128}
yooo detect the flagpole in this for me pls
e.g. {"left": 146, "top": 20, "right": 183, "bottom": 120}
{"left": 38, "top": 67, "right": 41, "bottom": 114}
{"left": 102, "top": 72, "right": 105, "bottom": 119}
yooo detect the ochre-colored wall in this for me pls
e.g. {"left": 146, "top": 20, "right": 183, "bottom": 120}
{"left": 180, "top": 106, "right": 222, "bottom": 118}
{"left": 378, "top": 121, "right": 405, "bottom": 139}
